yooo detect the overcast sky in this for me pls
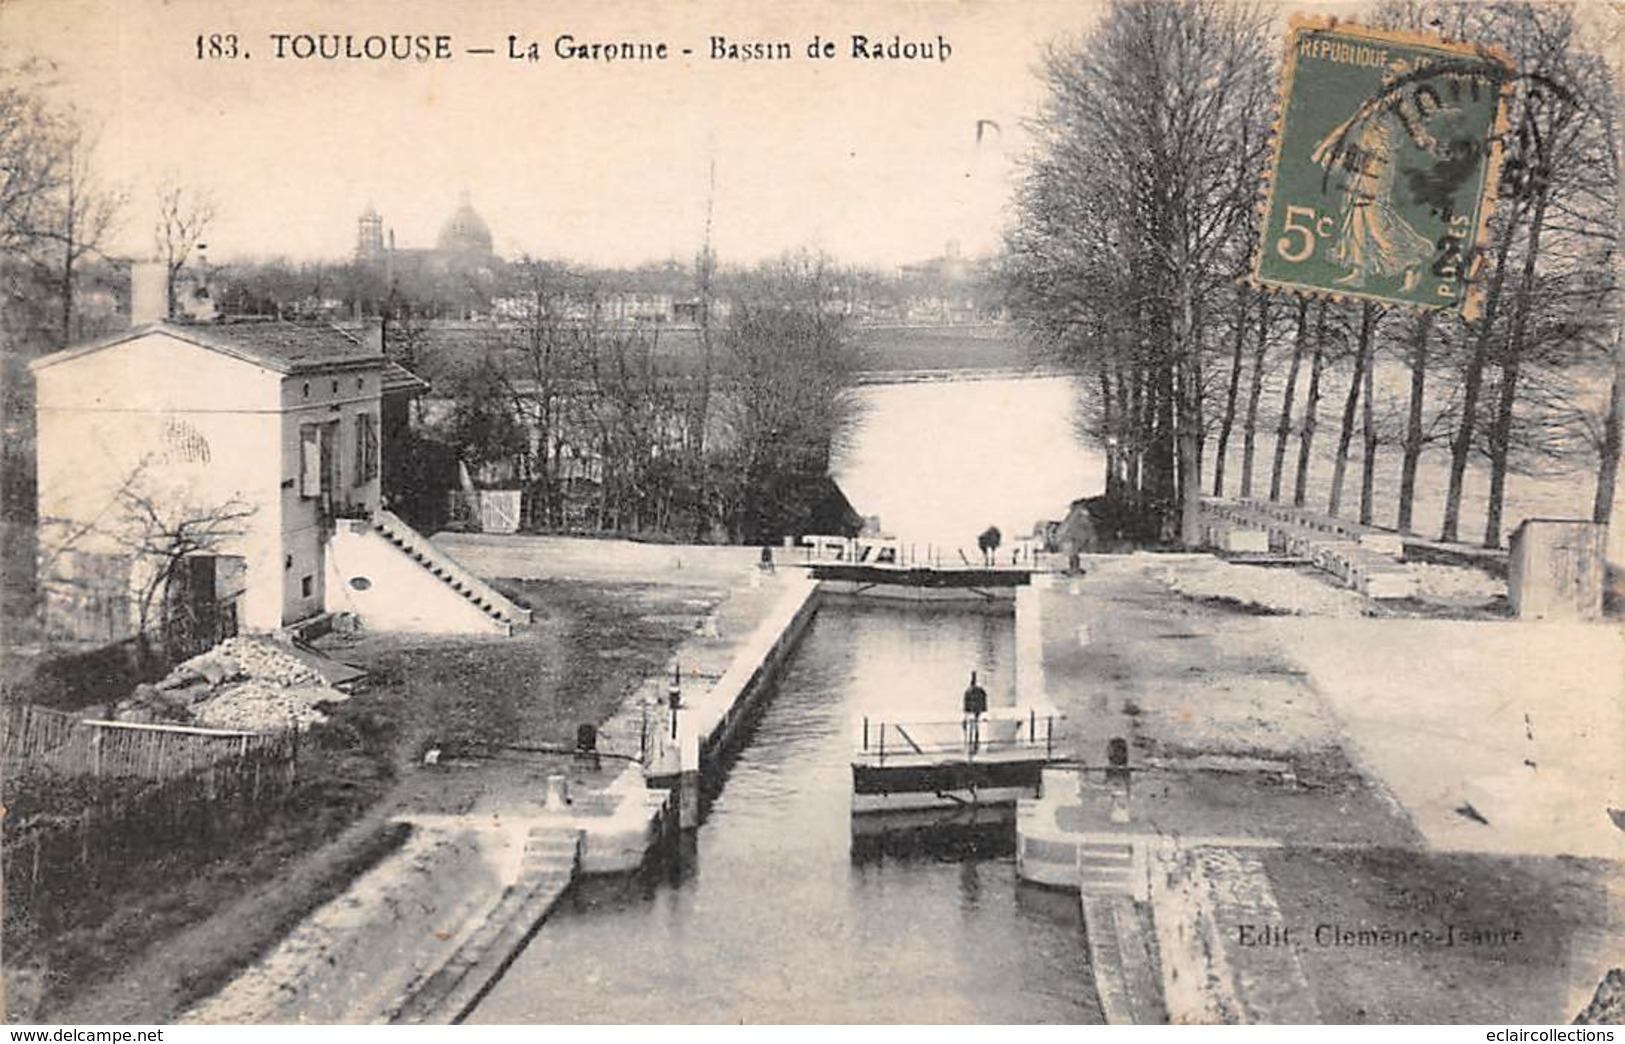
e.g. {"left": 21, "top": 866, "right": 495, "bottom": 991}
{"left": 2, "top": 0, "right": 1115, "bottom": 269}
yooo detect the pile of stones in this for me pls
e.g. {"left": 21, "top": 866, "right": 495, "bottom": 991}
{"left": 112, "top": 637, "right": 346, "bottom": 731}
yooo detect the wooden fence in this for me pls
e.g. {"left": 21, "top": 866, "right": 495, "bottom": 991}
{"left": 1, "top": 703, "right": 282, "bottom": 781}
{"left": 2, "top": 731, "right": 301, "bottom": 933}
{"left": 2, "top": 708, "right": 301, "bottom": 935}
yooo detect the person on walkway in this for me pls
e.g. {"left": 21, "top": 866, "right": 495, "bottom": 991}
{"left": 963, "top": 670, "right": 988, "bottom": 754}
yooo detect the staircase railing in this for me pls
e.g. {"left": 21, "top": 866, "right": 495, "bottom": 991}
{"left": 371, "top": 509, "right": 532, "bottom": 625}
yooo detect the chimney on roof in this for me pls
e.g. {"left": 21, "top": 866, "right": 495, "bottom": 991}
{"left": 131, "top": 261, "right": 168, "bottom": 325}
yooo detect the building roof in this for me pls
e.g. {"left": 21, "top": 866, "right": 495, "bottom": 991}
{"left": 382, "top": 359, "right": 431, "bottom": 397}
{"left": 30, "top": 319, "right": 383, "bottom": 375}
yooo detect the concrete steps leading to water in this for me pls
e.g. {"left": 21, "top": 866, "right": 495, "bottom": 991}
{"left": 1077, "top": 838, "right": 1139, "bottom": 898}
{"left": 387, "top": 825, "right": 579, "bottom": 1025}
{"left": 1082, "top": 895, "right": 1166, "bottom": 1024}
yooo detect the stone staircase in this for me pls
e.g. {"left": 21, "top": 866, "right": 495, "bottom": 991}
{"left": 371, "top": 510, "right": 531, "bottom": 631}
{"left": 1199, "top": 497, "right": 1419, "bottom": 599}
{"left": 1082, "top": 894, "right": 1167, "bottom": 1024}
{"left": 388, "top": 824, "right": 578, "bottom": 1025}
{"left": 1077, "top": 836, "right": 1145, "bottom": 899}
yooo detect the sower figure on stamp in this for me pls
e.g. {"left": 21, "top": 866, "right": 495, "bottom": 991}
{"left": 1311, "top": 59, "right": 1460, "bottom": 291}
{"left": 963, "top": 670, "right": 988, "bottom": 755}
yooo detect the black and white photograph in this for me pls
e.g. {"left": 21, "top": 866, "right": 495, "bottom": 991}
{"left": 1, "top": 0, "right": 1622, "bottom": 1028}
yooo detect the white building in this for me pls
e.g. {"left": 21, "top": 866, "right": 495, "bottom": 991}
{"left": 32, "top": 312, "right": 526, "bottom": 641}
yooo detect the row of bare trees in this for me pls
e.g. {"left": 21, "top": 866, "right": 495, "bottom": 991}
{"left": 429, "top": 253, "right": 866, "bottom": 544}
{"left": 1008, "top": 0, "right": 1624, "bottom": 549}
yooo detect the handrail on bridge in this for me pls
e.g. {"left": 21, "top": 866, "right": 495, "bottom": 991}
{"left": 858, "top": 707, "right": 1057, "bottom": 766}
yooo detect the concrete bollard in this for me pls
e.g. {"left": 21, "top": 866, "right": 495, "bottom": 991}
{"left": 544, "top": 773, "right": 571, "bottom": 812}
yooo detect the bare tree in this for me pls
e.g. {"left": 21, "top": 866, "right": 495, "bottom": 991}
{"left": 41, "top": 127, "right": 124, "bottom": 343}
{"left": 1238, "top": 294, "right": 1273, "bottom": 498}
{"left": 1328, "top": 303, "right": 1381, "bottom": 519}
{"left": 0, "top": 58, "right": 68, "bottom": 260}
{"left": 1211, "top": 284, "right": 1251, "bottom": 496}
{"left": 1008, "top": 0, "right": 1274, "bottom": 544}
{"left": 1269, "top": 298, "right": 1309, "bottom": 503}
{"left": 111, "top": 482, "right": 254, "bottom": 644}
{"left": 1292, "top": 300, "right": 1333, "bottom": 508}
{"left": 713, "top": 253, "right": 865, "bottom": 544}
{"left": 1598, "top": 328, "right": 1624, "bottom": 525}
{"left": 154, "top": 175, "right": 216, "bottom": 319}
{"left": 1396, "top": 311, "right": 1437, "bottom": 533}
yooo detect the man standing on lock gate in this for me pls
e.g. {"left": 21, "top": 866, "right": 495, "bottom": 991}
{"left": 963, "top": 670, "right": 988, "bottom": 754}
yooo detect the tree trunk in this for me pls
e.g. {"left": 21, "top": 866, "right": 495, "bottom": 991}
{"left": 1292, "top": 300, "right": 1329, "bottom": 508}
{"left": 1329, "top": 302, "right": 1377, "bottom": 519}
{"left": 1212, "top": 286, "right": 1250, "bottom": 497}
{"left": 1596, "top": 327, "right": 1624, "bottom": 526}
{"left": 61, "top": 148, "right": 76, "bottom": 345}
{"left": 1441, "top": 212, "right": 1520, "bottom": 542}
{"left": 1359, "top": 337, "right": 1378, "bottom": 526}
{"left": 1396, "top": 311, "right": 1435, "bottom": 534}
{"left": 1240, "top": 294, "right": 1270, "bottom": 499}
{"left": 1099, "top": 360, "right": 1119, "bottom": 500}
{"left": 1177, "top": 288, "right": 1203, "bottom": 548}
{"left": 1269, "top": 298, "right": 1309, "bottom": 503}
{"left": 1484, "top": 190, "right": 1549, "bottom": 549}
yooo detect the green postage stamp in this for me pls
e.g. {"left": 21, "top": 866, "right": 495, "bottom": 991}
{"left": 1253, "top": 20, "right": 1512, "bottom": 318}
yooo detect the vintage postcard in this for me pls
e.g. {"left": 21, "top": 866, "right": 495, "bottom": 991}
{"left": 1, "top": 0, "right": 1622, "bottom": 1029}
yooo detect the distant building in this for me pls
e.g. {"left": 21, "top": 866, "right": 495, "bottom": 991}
{"left": 355, "top": 193, "right": 501, "bottom": 318}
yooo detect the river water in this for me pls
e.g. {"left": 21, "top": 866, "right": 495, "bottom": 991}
{"left": 470, "top": 375, "right": 1107, "bottom": 1024}
{"left": 471, "top": 601, "right": 1100, "bottom": 1024}
{"left": 834, "top": 374, "right": 1103, "bottom": 552}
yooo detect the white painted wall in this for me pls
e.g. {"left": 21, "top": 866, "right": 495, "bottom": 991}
{"left": 34, "top": 329, "right": 385, "bottom": 634}
{"left": 35, "top": 333, "right": 285, "bottom": 631}
{"left": 324, "top": 522, "right": 507, "bottom": 635}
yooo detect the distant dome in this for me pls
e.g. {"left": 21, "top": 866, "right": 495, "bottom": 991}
{"left": 436, "top": 193, "right": 493, "bottom": 257}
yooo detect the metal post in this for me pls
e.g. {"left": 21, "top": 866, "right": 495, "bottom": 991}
{"left": 1046, "top": 716, "right": 1053, "bottom": 759}
{"left": 862, "top": 715, "right": 869, "bottom": 752}
{"left": 878, "top": 723, "right": 885, "bottom": 766}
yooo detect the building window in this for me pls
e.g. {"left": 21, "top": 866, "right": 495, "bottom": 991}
{"left": 301, "top": 575, "right": 313, "bottom": 598}
{"left": 302, "top": 381, "right": 310, "bottom": 399}
{"left": 299, "top": 424, "right": 321, "bottom": 498}
{"left": 331, "top": 379, "right": 339, "bottom": 394}
{"left": 355, "top": 412, "right": 378, "bottom": 485}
